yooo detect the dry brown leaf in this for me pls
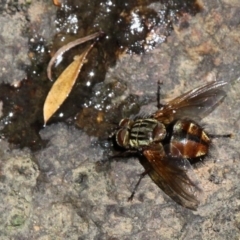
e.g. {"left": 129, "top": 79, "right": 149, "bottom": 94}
{"left": 43, "top": 44, "right": 94, "bottom": 125}
{"left": 52, "top": 0, "right": 61, "bottom": 7}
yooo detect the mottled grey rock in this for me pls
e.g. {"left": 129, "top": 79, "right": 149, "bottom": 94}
{"left": 1, "top": 0, "right": 240, "bottom": 239}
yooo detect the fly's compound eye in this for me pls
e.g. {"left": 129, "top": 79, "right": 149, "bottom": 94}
{"left": 152, "top": 122, "right": 166, "bottom": 142}
{"left": 116, "top": 128, "right": 129, "bottom": 148}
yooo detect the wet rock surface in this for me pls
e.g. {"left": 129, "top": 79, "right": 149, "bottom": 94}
{"left": 0, "top": 0, "right": 240, "bottom": 239}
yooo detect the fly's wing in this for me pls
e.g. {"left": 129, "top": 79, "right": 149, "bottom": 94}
{"left": 143, "top": 148, "right": 203, "bottom": 210}
{"left": 153, "top": 81, "right": 228, "bottom": 124}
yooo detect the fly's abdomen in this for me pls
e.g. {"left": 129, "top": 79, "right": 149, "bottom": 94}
{"left": 170, "top": 119, "right": 210, "bottom": 158}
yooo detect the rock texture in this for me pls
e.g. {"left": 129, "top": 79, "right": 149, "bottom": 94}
{"left": 0, "top": 0, "right": 240, "bottom": 239}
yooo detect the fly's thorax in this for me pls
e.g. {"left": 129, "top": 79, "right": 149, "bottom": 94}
{"left": 170, "top": 119, "right": 210, "bottom": 158}
{"left": 152, "top": 121, "right": 167, "bottom": 141}
{"left": 128, "top": 118, "right": 166, "bottom": 148}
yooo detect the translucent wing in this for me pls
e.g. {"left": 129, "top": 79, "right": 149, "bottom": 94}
{"left": 153, "top": 81, "right": 228, "bottom": 124}
{"left": 142, "top": 148, "right": 203, "bottom": 210}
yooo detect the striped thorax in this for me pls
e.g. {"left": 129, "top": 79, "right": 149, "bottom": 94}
{"left": 116, "top": 118, "right": 166, "bottom": 149}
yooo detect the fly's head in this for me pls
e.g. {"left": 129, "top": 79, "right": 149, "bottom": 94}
{"left": 113, "top": 118, "right": 133, "bottom": 149}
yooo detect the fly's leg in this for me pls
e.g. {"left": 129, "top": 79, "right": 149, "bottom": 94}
{"left": 128, "top": 169, "right": 150, "bottom": 201}
{"left": 157, "top": 81, "right": 164, "bottom": 109}
{"left": 110, "top": 150, "right": 138, "bottom": 159}
{"left": 209, "top": 134, "right": 232, "bottom": 138}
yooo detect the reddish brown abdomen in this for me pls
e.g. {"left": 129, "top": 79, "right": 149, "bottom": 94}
{"left": 170, "top": 120, "right": 210, "bottom": 159}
